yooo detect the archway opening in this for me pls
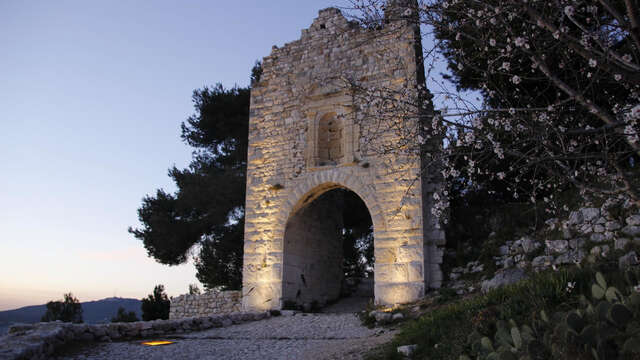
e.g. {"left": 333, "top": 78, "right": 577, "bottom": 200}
{"left": 282, "top": 187, "right": 374, "bottom": 311}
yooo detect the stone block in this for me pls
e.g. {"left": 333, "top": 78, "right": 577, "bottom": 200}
{"left": 407, "top": 261, "right": 424, "bottom": 282}
{"left": 375, "top": 247, "right": 398, "bottom": 263}
{"left": 546, "top": 240, "right": 569, "bottom": 253}
{"left": 622, "top": 226, "right": 640, "bottom": 237}
{"left": 569, "top": 238, "right": 586, "bottom": 249}
{"left": 375, "top": 282, "right": 424, "bottom": 305}
{"left": 481, "top": 268, "right": 527, "bottom": 293}
{"left": 376, "top": 263, "right": 409, "bottom": 283}
{"left": 532, "top": 255, "right": 554, "bottom": 268}
{"left": 615, "top": 238, "right": 630, "bottom": 250}
{"left": 581, "top": 208, "right": 600, "bottom": 222}
{"left": 397, "top": 246, "right": 422, "bottom": 263}
{"left": 627, "top": 215, "right": 640, "bottom": 226}
{"left": 568, "top": 211, "right": 583, "bottom": 225}
{"left": 606, "top": 221, "right": 622, "bottom": 231}
{"left": 620, "top": 251, "right": 639, "bottom": 269}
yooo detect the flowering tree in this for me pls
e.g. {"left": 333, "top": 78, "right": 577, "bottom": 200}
{"left": 346, "top": 0, "right": 640, "bottom": 218}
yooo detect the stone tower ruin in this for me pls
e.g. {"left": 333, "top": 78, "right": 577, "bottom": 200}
{"left": 242, "top": 0, "right": 445, "bottom": 311}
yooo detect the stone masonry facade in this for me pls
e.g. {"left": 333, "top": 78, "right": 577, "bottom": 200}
{"left": 242, "top": 1, "right": 445, "bottom": 311}
{"left": 169, "top": 291, "right": 242, "bottom": 319}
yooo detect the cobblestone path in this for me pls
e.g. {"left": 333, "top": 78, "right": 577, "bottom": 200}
{"left": 54, "top": 312, "right": 394, "bottom": 360}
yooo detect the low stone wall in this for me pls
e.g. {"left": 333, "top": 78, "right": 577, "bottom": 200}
{"left": 0, "top": 312, "right": 269, "bottom": 360}
{"left": 169, "top": 290, "right": 242, "bottom": 319}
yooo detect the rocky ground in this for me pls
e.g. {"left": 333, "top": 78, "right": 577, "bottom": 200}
{"left": 52, "top": 310, "right": 393, "bottom": 360}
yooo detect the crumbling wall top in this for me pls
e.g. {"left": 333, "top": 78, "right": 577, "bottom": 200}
{"left": 302, "top": 7, "right": 356, "bottom": 38}
{"left": 266, "top": 4, "right": 416, "bottom": 61}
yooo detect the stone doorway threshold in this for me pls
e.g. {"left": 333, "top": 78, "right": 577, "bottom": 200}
{"left": 320, "top": 296, "right": 372, "bottom": 314}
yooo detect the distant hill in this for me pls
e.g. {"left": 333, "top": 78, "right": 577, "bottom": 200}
{"left": 0, "top": 297, "right": 141, "bottom": 335}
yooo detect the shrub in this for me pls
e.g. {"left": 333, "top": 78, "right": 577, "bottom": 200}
{"left": 41, "top": 293, "right": 83, "bottom": 323}
{"left": 111, "top": 306, "right": 139, "bottom": 323}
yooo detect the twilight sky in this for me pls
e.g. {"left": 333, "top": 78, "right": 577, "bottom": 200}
{"left": 0, "top": 0, "right": 355, "bottom": 311}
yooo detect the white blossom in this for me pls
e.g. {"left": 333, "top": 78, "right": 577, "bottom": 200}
{"left": 564, "top": 5, "right": 575, "bottom": 17}
{"left": 465, "top": 132, "right": 475, "bottom": 142}
{"left": 511, "top": 75, "right": 521, "bottom": 84}
{"left": 631, "top": 104, "right": 640, "bottom": 119}
{"left": 588, "top": 59, "right": 597, "bottom": 67}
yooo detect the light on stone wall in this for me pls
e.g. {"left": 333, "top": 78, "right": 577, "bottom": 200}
{"left": 380, "top": 305, "right": 399, "bottom": 313}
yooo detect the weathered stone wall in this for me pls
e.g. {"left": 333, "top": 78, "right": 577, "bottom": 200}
{"left": 1, "top": 312, "right": 269, "bottom": 360}
{"left": 243, "top": 1, "right": 443, "bottom": 311}
{"left": 169, "top": 291, "right": 242, "bottom": 319}
{"left": 282, "top": 191, "right": 344, "bottom": 308}
{"left": 444, "top": 200, "right": 640, "bottom": 295}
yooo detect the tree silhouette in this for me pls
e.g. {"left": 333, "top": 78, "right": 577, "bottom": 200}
{"left": 141, "top": 284, "right": 170, "bottom": 321}
{"left": 41, "top": 293, "right": 83, "bottom": 323}
{"left": 110, "top": 306, "right": 139, "bottom": 323}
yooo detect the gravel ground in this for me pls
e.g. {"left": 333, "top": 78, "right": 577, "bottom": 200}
{"left": 53, "top": 312, "right": 395, "bottom": 360}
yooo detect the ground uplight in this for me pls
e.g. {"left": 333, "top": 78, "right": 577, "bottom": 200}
{"left": 141, "top": 341, "right": 175, "bottom": 346}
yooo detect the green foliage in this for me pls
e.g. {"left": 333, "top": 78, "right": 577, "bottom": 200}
{"left": 110, "top": 306, "right": 139, "bottom": 323}
{"left": 394, "top": 295, "right": 488, "bottom": 359}
{"left": 358, "top": 311, "right": 378, "bottom": 329}
{"left": 188, "top": 283, "right": 201, "bottom": 295}
{"left": 374, "top": 267, "right": 606, "bottom": 359}
{"left": 482, "top": 269, "right": 575, "bottom": 321}
{"left": 461, "top": 271, "right": 640, "bottom": 360}
{"left": 341, "top": 189, "right": 375, "bottom": 278}
{"left": 436, "top": 287, "right": 459, "bottom": 305}
{"left": 141, "top": 284, "right": 170, "bottom": 321}
{"left": 41, "top": 293, "right": 83, "bottom": 324}
{"left": 129, "top": 78, "right": 252, "bottom": 289}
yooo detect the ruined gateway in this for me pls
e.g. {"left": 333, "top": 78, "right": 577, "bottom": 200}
{"left": 242, "top": 1, "right": 445, "bottom": 311}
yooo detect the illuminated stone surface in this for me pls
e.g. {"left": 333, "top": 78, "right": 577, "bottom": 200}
{"left": 169, "top": 290, "right": 242, "bottom": 319}
{"left": 242, "top": 2, "right": 444, "bottom": 311}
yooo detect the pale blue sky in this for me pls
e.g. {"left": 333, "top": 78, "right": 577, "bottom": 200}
{"left": 0, "top": 0, "right": 353, "bottom": 311}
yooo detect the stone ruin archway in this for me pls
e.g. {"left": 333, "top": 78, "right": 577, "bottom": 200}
{"left": 281, "top": 183, "right": 375, "bottom": 310}
{"left": 241, "top": 3, "right": 445, "bottom": 311}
